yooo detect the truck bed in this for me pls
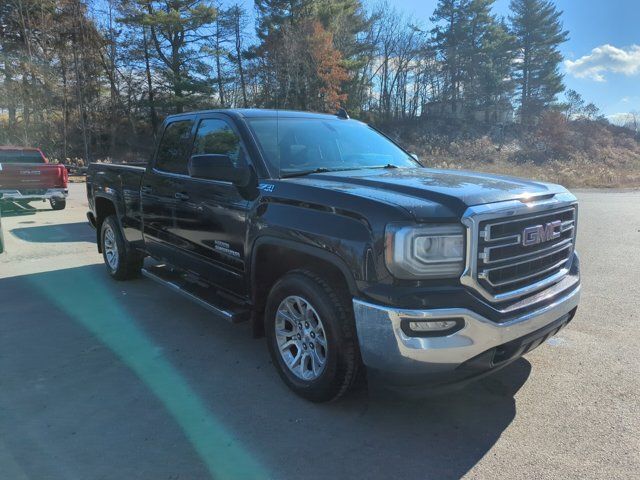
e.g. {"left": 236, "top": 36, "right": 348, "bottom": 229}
{"left": 87, "top": 162, "right": 147, "bottom": 247}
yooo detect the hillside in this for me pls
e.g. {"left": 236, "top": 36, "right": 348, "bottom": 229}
{"left": 385, "top": 113, "right": 640, "bottom": 188}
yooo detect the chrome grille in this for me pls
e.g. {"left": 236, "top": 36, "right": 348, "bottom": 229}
{"left": 461, "top": 194, "right": 578, "bottom": 303}
{"left": 477, "top": 207, "right": 575, "bottom": 294}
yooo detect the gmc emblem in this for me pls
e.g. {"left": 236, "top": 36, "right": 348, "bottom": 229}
{"left": 522, "top": 220, "right": 561, "bottom": 246}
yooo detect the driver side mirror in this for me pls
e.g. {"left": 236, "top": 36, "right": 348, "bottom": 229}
{"left": 410, "top": 152, "right": 420, "bottom": 161}
{"left": 188, "top": 154, "right": 251, "bottom": 186}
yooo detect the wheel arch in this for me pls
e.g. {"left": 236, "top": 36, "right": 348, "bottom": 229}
{"left": 250, "top": 237, "right": 359, "bottom": 337}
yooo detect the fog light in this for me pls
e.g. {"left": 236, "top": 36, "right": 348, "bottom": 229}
{"left": 409, "top": 320, "right": 458, "bottom": 332}
{"left": 401, "top": 318, "right": 464, "bottom": 337}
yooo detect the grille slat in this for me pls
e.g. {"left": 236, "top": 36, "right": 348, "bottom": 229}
{"left": 476, "top": 207, "right": 576, "bottom": 297}
{"left": 481, "top": 235, "right": 573, "bottom": 265}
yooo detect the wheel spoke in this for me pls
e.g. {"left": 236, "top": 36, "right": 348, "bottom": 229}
{"left": 279, "top": 339, "right": 297, "bottom": 354}
{"left": 310, "top": 346, "right": 325, "bottom": 368}
{"left": 285, "top": 299, "right": 300, "bottom": 320}
{"left": 300, "top": 352, "right": 310, "bottom": 378}
{"left": 277, "top": 309, "right": 297, "bottom": 327}
{"left": 315, "top": 334, "right": 327, "bottom": 348}
{"left": 309, "top": 349, "right": 320, "bottom": 376}
{"left": 290, "top": 350, "right": 302, "bottom": 370}
{"left": 295, "top": 298, "right": 305, "bottom": 316}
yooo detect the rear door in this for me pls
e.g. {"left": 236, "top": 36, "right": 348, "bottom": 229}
{"left": 140, "top": 117, "right": 196, "bottom": 266}
{"left": 176, "top": 114, "right": 251, "bottom": 294}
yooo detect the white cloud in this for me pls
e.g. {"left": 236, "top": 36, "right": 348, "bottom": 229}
{"left": 606, "top": 112, "right": 637, "bottom": 126}
{"left": 565, "top": 44, "right": 640, "bottom": 82}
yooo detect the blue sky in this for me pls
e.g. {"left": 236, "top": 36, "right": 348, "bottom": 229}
{"left": 226, "top": 0, "right": 639, "bottom": 121}
{"left": 385, "top": 0, "right": 640, "bottom": 121}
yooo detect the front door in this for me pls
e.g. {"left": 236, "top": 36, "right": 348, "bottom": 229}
{"left": 176, "top": 114, "right": 252, "bottom": 295}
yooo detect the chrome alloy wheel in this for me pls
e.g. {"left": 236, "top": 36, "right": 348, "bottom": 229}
{"left": 275, "top": 295, "right": 328, "bottom": 381}
{"left": 103, "top": 225, "right": 119, "bottom": 271}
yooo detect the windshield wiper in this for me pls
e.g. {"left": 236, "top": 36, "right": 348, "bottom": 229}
{"left": 280, "top": 168, "right": 333, "bottom": 178}
{"left": 361, "top": 163, "right": 399, "bottom": 169}
{"left": 281, "top": 164, "right": 401, "bottom": 179}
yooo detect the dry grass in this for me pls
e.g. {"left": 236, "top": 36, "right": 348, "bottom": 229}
{"left": 405, "top": 118, "right": 640, "bottom": 188}
{"left": 420, "top": 154, "right": 640, "bottom": 188}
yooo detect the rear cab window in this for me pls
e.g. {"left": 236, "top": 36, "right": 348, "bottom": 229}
{"left": 0, "top": 150, "right": 46, "bottom": 164}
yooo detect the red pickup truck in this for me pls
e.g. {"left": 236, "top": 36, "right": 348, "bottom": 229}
{"left": 0, "top": 146, "right": 68, "bottom": 210}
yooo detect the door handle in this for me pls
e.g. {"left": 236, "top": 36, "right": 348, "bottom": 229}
{"left": 141, "top": 186, "right": 153, "bottom": 194}
{"left": 175, "top": 192, "right": 190, "bottom": 201}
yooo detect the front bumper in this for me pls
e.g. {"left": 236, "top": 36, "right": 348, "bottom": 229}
{"left": 0, "top": 188, "right": 68, "bottom": 201}
{"left": 353, "top": 284, "right": 580, "bottom": 387}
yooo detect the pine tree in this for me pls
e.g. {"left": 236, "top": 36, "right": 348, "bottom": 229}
{"left": 123, "top": 0, "right": 217, "bottom": 114}
{"left": 474, "top": 16, "right": 516, "bottom": 121}
{"left": 509, "top": 0, "right": 568, "bottom": 124}
{"left": 430, "top": 0, "right": 470, "bottom": 116}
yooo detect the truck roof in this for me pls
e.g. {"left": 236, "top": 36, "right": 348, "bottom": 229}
{"left": 0, "top": 146, "right": 42, "bottom": 152}
{"left": 165, "top": 108, "right": 347, "bottom": 122}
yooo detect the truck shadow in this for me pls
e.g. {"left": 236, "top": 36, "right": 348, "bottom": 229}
{"left": 10, "top": 222, "right": 94, "bottom": 243}
{"left": 0, "top": 264, "right": 531, "bottom": 480}
{"left": 0, "top": 201, "right": 38, "bottom": 217}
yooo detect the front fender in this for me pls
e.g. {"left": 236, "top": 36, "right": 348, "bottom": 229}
{"left": 248, "top": 200, "right": 379, "bottom": 289}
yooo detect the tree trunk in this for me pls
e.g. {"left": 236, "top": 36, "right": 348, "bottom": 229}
{"left": 233, "top": 14, "right": 248, "bottom": 108}
{"left": 61, "top": 56, "right": 69, "bottom": 159}
{"left": 214, "top": 20, "right": 226, "bottom": 107}
{"left": 142, "top": 27, "right": 158, "bottom": 136}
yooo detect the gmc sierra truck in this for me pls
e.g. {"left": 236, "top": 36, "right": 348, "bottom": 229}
{"left": 0, "top": 146, "right": 68, "bottom": 210}
{"left": 86, "top": 109, "right": 580, "bottom": 402}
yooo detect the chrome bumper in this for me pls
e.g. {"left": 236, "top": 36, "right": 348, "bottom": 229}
{"left": 353, "top": 285, "right": 580, "bottom": 385}
{"left": 0, "top": 188, "right": 68, "bottom": 201}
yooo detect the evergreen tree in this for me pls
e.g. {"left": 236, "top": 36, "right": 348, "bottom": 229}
{"left": 430, "top": 0, "right": 470, "bottom": 115}
{"left": 123, "top": 0, "right": 217, "bottom": 113}
{"left": 473, "top": 16, "right": 516, "bottom": 121}
{"left": 509, "top": 0, "right": 568, "bottom": 124}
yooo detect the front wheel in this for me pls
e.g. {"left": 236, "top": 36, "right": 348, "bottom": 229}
{"left": 265, "top": 270, "right": 360, "bottom": 402}
{"left": 100, "top": 215, "right": 143, "bottom": 280}
{"left": 50, "top": 198, "right": 66, "bottom": 210}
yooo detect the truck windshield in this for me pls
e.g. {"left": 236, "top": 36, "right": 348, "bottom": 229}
{"left": 0, "top": 150, "right": 45, "bottom": 163}
{"left": 246, "top": 117, "right": 419, "bottom": 177}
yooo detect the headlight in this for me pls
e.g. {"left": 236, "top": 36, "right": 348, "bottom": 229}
{"left": 385, "top": 224, "right": 465, "bottom": 279}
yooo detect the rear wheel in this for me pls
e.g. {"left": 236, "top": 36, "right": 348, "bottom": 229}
{"left": 265, "top": 270, "right": 360, "bottom": 402}
{"left": 50, "top": 198, "right": 66, "bottom": 210}
{"left": 100, "top": 215, "right": 143, "bottom": 280}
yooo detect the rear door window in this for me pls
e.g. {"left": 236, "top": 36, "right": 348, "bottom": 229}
{"left": 155, "top": 120, "right": 194, "bottom": 174}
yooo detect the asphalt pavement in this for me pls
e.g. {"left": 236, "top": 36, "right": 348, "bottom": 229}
{"left": 0, "top": 184, "right": 638, "bottom": 479}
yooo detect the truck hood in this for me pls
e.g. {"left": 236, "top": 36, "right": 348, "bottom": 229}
{"left": 289, "top": 167, "right": 568, "bottom": 218}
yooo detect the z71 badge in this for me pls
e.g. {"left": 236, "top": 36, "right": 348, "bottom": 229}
{"left": 258, "top": 183, "right": 275, "bottom": 192}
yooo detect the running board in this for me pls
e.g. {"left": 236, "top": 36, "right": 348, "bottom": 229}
{"left": 141, "top": 265, "right": 250, "bottom": 324}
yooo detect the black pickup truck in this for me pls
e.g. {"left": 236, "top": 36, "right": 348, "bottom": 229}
{"left": 87, "top": 109, "right": 580, "bottom": 401}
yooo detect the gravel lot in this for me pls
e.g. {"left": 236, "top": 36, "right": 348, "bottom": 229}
{"left": 1, "top": 184, "right": 638, "bottom": 480}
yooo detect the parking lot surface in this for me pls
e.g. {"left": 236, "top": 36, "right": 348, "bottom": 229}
{"left": 1, "top": 184, "right": 639, "bottom": 479}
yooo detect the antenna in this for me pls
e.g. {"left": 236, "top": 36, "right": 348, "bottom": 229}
{"left": 336, "top": 107, "right": 349, "bottom": 120}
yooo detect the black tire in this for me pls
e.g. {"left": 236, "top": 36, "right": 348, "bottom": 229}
{"left": 50, "top": 198, "right": 66, "bottom": 210}
{"left": 265, "top": 270, "right": 360, "bottom": 402}
{"left": 100, "top": 215, "right": 143, "bottom": 280}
